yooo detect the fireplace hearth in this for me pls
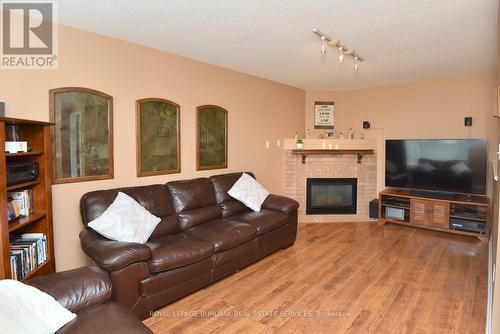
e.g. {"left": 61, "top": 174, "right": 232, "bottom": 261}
{"left": 306, "top": 178, "right": 357, "bottom": 215}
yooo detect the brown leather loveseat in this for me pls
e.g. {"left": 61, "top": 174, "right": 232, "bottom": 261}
{"left": 27, "top": 266, "right": 153, "bottom": 333}
{"left": 79, "top": 172, "right": 299, "bottom": 319}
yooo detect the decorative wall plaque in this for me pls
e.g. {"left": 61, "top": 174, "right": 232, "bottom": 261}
{"left": 314, "top": 101, "right": 334, "bottom": 129}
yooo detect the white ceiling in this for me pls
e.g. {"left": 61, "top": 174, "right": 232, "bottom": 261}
{"left": 54, "top": 0, "right": 498, "bottom": 90}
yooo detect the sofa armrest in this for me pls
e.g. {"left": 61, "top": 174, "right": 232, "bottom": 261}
{"left": 262, "top": 194, "right": 299, "bottom": 214}
{"left": 26, "top": 266, "right": 112, "bottom": 313}
{"left": 80, "top": 228, "right": 152, "bottom": 272}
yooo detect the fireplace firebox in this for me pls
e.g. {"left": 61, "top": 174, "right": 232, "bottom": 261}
{"left": 306, "top": 178, "right": 357, "bottom": 214}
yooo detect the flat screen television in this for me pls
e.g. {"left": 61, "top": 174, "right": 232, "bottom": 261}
{"left": 385, "top": 139, "right": 487, "bottom": 196}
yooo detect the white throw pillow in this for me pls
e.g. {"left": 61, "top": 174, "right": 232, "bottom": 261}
{"left": 228, "top": 173, "right": 270, "bottom": 212}
{"left": 450, "top": 161, "right": 471, "bottom": 174}
{"left": 88, "top": 192, "right": 161, "bottom": 244}
{"left": 420, "top": 161, "right": 435, "bottom": 172}
{"left": 0, "top": 279, "right": 76, "bottom": 334}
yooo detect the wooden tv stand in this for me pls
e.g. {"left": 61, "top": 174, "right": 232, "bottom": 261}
{"left": 378, "top": 189, "right": 491, "bottom": 241}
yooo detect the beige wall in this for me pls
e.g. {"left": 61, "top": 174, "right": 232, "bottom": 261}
{"left": 0, "top": 25, "right": 305, "bottom": 271}
{"left": 306, "top": 74, "right": 497, "bottom": 193}
{"left": 307, "top": 74, "right": 498, "bottom": 332}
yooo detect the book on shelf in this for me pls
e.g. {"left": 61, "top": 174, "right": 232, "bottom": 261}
{"left": 9, "top": 233, "right": 47, "bottom": 280}
{"left": 7, "top": 196, "right": 21, "bottom": 221}
{"left": 8, "top": 189, "right": 34, "bottom": 217}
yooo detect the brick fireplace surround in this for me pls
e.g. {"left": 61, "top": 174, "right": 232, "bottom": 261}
{"left": 283, "top": 139, "right": 377, "bottom": 222}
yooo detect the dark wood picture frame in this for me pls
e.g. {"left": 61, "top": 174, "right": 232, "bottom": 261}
{"left": 49, "top": 87, "right": 114, "bottom": 184}
{"left": 196, "top": 105, "right": 228, "bottom": 171}
{"left": 136, "top": 98, "right": 181, "bottom": 177}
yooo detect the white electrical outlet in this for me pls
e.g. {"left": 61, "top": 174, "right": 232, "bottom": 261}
{"left": 276, "top": 139, "right": 281, "bottom": 147}
{"left": 265, "top": 141, "right": 270, "bottom": 149}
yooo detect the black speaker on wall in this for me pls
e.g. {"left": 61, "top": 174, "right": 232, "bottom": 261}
{"left": 464, "top": 116, "right": 472, "bottom": 127}
{"left": 369, "top": 199, "right": 379, "bottom": 219}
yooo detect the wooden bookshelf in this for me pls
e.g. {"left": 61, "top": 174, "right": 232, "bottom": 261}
{"left": 7, "top": 180, "right": 40, "bottom": 191}
{"left": 5, "top": 151, "right": 43, "bottom": 157}
{"left": 9, "top": 213, "right": 47, "bottom": 233}
{"left": 0, "top": 117, "right": 55, "bottom": 280}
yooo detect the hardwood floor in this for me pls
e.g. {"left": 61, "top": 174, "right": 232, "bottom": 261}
{"left": 143, "top": 222, "right": 488, "bottom": 334}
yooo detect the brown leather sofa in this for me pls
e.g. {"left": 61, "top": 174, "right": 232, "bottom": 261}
{"left": 26, "top": 266, "right": 152, "bottom": 333}
{"left": 79, "top": 172, "right": 299, "bottom": 319}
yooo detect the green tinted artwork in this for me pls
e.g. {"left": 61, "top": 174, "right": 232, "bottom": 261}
{"left": 138, "top": 99, "right": 180, "bottom": 176}
{"left": 51, "top": 88, "right": 112, "bottom": 183}
{"left": 197, "top": 105, "right": 227, "bottom": 170}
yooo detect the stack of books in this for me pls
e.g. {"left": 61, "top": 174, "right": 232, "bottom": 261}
{"left": 10, "top": 233, "right": 47, "bottom": 280}
{"left": 7, "top": 189, "right": 34, "bottom": 221}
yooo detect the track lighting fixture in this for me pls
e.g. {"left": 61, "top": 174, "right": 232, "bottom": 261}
{"left": 312, "top": 28, "right": 363, "bottom": 72}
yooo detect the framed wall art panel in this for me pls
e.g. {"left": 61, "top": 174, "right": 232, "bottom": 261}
{"left": 136, "top": 98, "right": 180, "bottom": 176}
{"left": 49, "top": 87, "right": 113, "bottom": 184}
{"left": 196, "top": 105, "right": 227, "bottom": 171}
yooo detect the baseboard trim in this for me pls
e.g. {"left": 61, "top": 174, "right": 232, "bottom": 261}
{"left": 298, "top": 219, "right": 373, "bottom": 224}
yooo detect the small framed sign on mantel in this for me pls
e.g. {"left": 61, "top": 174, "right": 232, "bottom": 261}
{"left": 314, "top": 101, "right": 334, "bottom": 129}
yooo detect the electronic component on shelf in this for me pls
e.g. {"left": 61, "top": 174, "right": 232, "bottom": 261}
{"left": 385, "top": 207, "right": 405, "bottom": 220}
{"left": 382, "top": 196, "right": 410, "bottom": 208}
{"left": 5, "top": 141, "right": 28, "bottom": 153}
{"left": 6, "top": 162, "right": 39, "bottom": 185}
{"left": 449, "top": 218, "right": 485, "bottom": 234}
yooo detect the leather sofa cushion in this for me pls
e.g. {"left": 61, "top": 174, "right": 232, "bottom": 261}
{"left": 80, "top": 228, "right": 152, "bottom": 272}
{"left": 212, "top": 240, "right": 255, "bottom": 268}
{"left": 57, "top": 302, "right": 153, "bottom": 334}
{"left": 167, "top": 178, "right": 217, "bottom": 212}
{"left": 184, "top": 219, "right": 257, "bottom": 252}
{"left": 209, "top": 172, "right": 255, "bottom": 217}
{"left": 146, "top": 233, "right": 214, "bottom": 273}
{"left": 219, "top": 200, "right": 251, "bottom": 218}
{"left": 177, "top": 205, "right": 221, "bottom": 230}
{"left": 209, "top": 172, "right": 255, "bottom": 203}
{"left": 232, "top": 209, "right": 288, "bottom": 236}
{"left": 262, "top": 194, "right": 299, "bottom": 214}
{"left": 141, "top": 258, "right": 212, "bottom": 296}
{"left": 27, "top": 266, "right": 112, "bottom": 314}
{"left": 80, "top": 185, "right": 179, "bottom": 238}
{"left": 167, "top": 178, "right": 222, "bottom": 230}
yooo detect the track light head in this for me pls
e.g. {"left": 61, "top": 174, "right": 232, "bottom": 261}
{"left": 354, "top": 56, "right": 359, "bottom": 71}
{"left": 320, "top": 36, "right": 327, "bottom": 54}
{"left": 338, "top": 47, "right": 344, "bottom": 63}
